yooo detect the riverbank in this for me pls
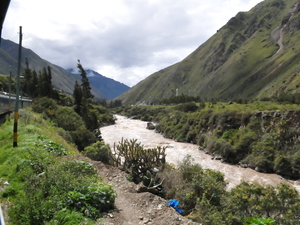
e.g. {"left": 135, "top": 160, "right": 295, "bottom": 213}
{"left": 101, "top": 115, "right": 300, "bottom": 191}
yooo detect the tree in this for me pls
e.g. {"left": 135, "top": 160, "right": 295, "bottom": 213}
{"left": 73, "top": 80, "right": 82, "bottom": 114}
{"left": 22, "top": 57, "right": 32, "bottom": 96}
{"left": 31, "top": 70, "right": 39, "bottom": 98}
{"left": 77, "top": 60, "right": 93, "bottom": 101}
{"left": 37, "top": 67, "right": 53, "bottom": 98}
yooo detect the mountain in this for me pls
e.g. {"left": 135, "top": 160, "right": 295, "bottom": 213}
{"left": 0, "top": 38, "right": 129, "bottom": 99}
{"left": 116, "top": 0, "right": 300, "bottom": 105}
{"left": 68, "top": 69, "right": 130, "bottom": 100}
{"left": 0, "top": 38, "right": 81, "bottom": 96}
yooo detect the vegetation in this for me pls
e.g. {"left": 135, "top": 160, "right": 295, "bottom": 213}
{"left": 107, "top": 138, "right": 300, "bottom": 225}
{"left": 160, "top": 155, "right": 300, "bottom": 225}
{"left": 0, "top": 110, "right": 116, "bottom": 224}
{"left": 116, "top": 100, "right": 300, "bottom": 179}
{"left": 110, "top": 138, "right": 166, "bottom": 184}
{"left": 82, "top": 141, "right": 112, "bottom": 164}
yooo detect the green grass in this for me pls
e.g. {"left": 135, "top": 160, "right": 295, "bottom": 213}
{"left": 0, "top": 109, "right": 78, "bottom": 185}
{"left": 0, "top": 109, "right": 116, "bottom": 224}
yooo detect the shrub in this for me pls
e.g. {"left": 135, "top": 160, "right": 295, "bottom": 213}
{"left": 174, "top": 102, "right": 198, "bottom": 112}
{"left": 70, "top": 126, "right": 96, "bottom": 151}
{"left": 52, "top": 106, "right": 84, "bottom": 131}
{"left": 9, "top": 158, "right": 116, "bottom": 224}
{"left": 274, "top": 155, "right": 292, "bottom": 176}
{"left": 83, "top": 141, "right": 111, "bottom": 164}
{"left": 31, "top": 97, "right": 58, "bottom": 117}
{"left": 227, "top": 182, "right": 300, "bottom": 223}
{"left": 160, "top": 155, "right": 227, "bottom": 216}
{"left": 46, "top": 209, "right": 94, "bottom": 225}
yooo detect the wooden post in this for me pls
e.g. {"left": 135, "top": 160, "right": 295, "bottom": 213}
{"left": 13, "top": 26, "right": 22, "bottom": 147}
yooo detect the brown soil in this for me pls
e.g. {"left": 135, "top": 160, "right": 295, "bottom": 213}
{"left": 74, "top": 155, "right": 200, "bottom": 225}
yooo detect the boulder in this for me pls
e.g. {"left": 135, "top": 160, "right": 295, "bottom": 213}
{"left": 146, "top": 122, "right": 155, "bottom": 130}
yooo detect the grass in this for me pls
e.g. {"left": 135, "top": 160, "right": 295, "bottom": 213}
{"left": 0, "top": 109, "right": 78, "bottom": 185}
{"left": 0, "top": 109, "right": 117, "bottom": 224}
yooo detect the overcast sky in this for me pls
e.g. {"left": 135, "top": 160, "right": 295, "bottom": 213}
{"left": 3, "top": 0, "right": 263, "bottom": 87}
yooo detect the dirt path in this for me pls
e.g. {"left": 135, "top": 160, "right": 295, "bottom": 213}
{"left": 74, "top": 155, "right": 199, "bottom": 225}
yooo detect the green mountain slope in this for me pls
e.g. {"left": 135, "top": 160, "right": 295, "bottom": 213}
{"left": 117, "top": 0, "right": 300, "bottom": 105}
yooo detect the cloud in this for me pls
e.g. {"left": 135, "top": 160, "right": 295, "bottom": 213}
{"left": 2, "top": 0, "right": 263, "bottom": 87}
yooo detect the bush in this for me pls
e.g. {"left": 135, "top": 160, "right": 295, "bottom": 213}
{"left": 83, "top": 141, "right": 111, "bottom": 164}
{"left": 31, "top": 97, "right": 58, "bottom": 118}
{"left": 110, "top": 138, "right": 166, "bottom": 183}
{"left": 160, "top": 155, "right": 227, "bottom": 217}
{"left": 175, "top": 102, "right": 198, "bottom": 112}
{"left": 70, "top": 126, "right": 96, "bottom": 151}
{"left": 227, "top": 182, "right": 300, "bottom": 224}
{"left": 9, "top": 158, "right": 116, "bottom": 224}
{"left": 52, "top": 106, "right": 84, "bottom": 131}
{"left": 46, "top": 209, "right": 94, "bottom": 225}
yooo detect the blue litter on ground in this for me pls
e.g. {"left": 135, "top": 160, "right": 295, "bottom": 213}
{"left": 168, "top": 199, "right": 183, "bottom": 214}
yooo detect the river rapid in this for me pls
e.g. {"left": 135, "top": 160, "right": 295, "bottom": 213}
{"left": 100, "top": 115, "right": 300, "bottom": 191}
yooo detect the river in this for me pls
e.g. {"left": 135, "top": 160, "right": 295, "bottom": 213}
{"left": 100, "top": 115, "right": 300, "bottom": 191}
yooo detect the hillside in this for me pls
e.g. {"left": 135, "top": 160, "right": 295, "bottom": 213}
{"left": 0, "top": 39, "right": 129, "bottom": 99}
{"left": 116, "top": 0, "right": 300, "bottom": 105}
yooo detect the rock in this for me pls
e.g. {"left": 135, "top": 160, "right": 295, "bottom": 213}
{"left": 273, "top": 111, "right": 281, "bottom": 117}
{"left": 255, "top": 167, "right": 262, "bottom": 172}
{"left": 262, "top": 112, "right": 269, "bottom": 119}
{"left": 146, "top": 122, "right": 156, "bottom": 130}
{"left": 214, "top": 155, "right": 222, "bottom": 160}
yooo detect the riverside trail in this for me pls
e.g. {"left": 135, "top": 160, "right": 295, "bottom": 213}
{"left": 100, "top": 115, "right": 300, "bottom": 191}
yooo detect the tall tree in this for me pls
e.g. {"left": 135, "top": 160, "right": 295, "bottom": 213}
{"left": 77, "top": 60, "right": 93, "bottom": 101}
{"left": 37, "top": 66, "right": 53, "bottom": 97}
{"left": 73, "top": 80, "right": 82, "bottom": 114}
{"left": 22, "top": 57, "right": 32, "bottom": 96}
{"left": 31, "top": 70, "right": 38, "bottom": 98}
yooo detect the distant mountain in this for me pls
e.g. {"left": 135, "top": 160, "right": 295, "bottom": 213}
{"left": 0, "top": 38, "right": 80, "bottom": 96}
{"left": 0, "top": 38, "right": 129, "bottom": 99}
{"left": 116, "top": 0, "right": 300, "bottom": 105}
{"left": 68, "top": 69, "right": 130, "bottom": 100}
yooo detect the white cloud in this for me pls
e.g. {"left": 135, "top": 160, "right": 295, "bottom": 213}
{"left": 2, "top": 0, "right": 263, "bottom": 87}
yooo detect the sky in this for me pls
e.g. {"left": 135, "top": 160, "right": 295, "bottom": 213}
{"left": 3, "top": 0, "right": 263, "bottom": 87}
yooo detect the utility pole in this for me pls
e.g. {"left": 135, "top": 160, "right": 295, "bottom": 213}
{"left": 13, "top": 26, "right": 22, "bottom": 147}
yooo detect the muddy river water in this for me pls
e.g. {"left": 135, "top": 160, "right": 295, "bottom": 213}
{"left": 101, "top": 115, "right": 300, "bottom": 191}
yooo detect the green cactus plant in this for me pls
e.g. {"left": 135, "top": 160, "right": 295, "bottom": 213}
{"left": 110, "top": 138, "right": 166, "bottom": 183}
{"left": 142, "top": 170, "right": 164, "bottom": 189}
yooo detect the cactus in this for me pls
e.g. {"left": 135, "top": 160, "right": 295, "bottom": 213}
{"left": 142, "top": 170, "right": 164, "bottom": 189}
{"left": 110, "top": 138, "right": 166, "bottom": 183}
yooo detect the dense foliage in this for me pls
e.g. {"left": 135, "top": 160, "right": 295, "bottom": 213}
{"left": 157, "top": 155, "right": 300, "bottom": 225}
{"left": 116, "top": 101, "right": 300, "bottom": 179}
{"left": 0, "top": 110, "right": 116, "bottom": 224}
